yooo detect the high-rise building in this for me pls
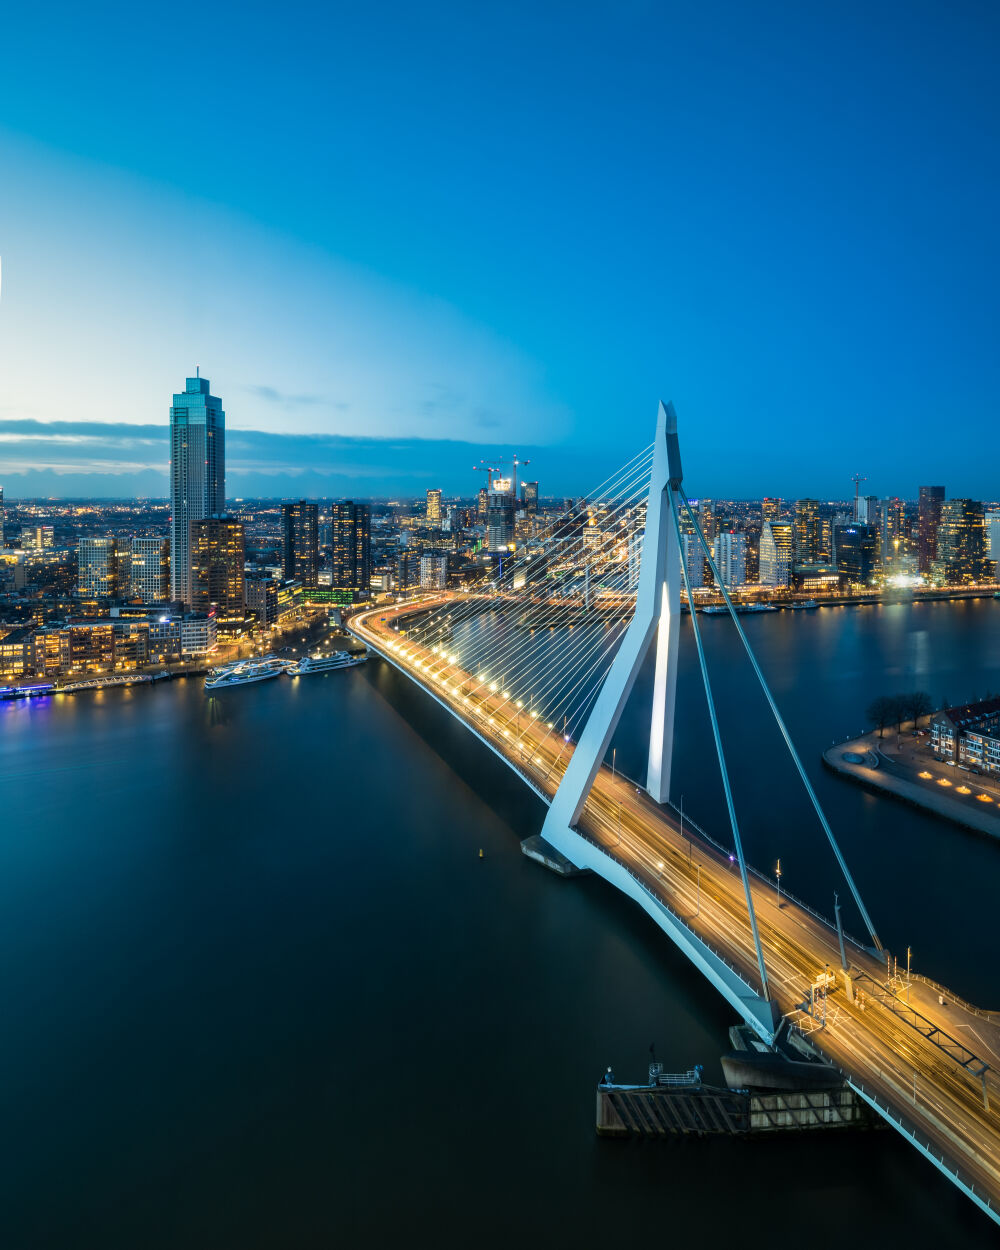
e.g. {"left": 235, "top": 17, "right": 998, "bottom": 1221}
{"left": 522, "top": 481, "right": 539, "bottom": 514}
{"left": 0, "top": 485, "right": 4, "bottom": 548}
{"left": 425, "top": 489, "right": 442, "bottom": 528}
{"left": 190, "top": 516, "right": 245, "bottom": 627}
{"left": 759, "top": 522, "right": 794, "bottom": 586}
{"left": 487, "top": 478, "right": 515, "bottom": 551}
{"left": 986, "top": 510, "right": 1000, "bottom": 559}
{"left": 918, "top": 486, "right": 945, "bottom": 574}
{"left": 130, "top": 537, "right": 170, "bottom": 603}
{"left": 419, "top": 552, "right": 448, "bottom": 590}
{"left": 477, "top": 487, "right": 488, "bottom": 519}
{"left": 281, "top": 501, "right": 319, "bottom": 590}
{"left": 761, "top": 498, "right": 780, "bottom": 525}
{"left": 933, "top": 499, "right": 989, "bottom": 585}
{"left": 713, "top": 531, "right": 747, "bottom": 589}
{"left": 78, "top": 537, "right": 120, "bottom": 599}
{"left": 170, "top": 373, "right": 225, "bottom": 605}
{"left": 857, "top": 495, "right": 880, "bottom": 527}
{"left": 835, "top": 524, "right": 879, "bottom": 586}
{"left": 794, "top": 499, "right": 821, "bottom": 563}
{"left": 331, "top": 501, "right": 372, "bottom": 600}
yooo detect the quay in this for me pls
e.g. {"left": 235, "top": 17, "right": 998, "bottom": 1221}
{"left": 823, "top": 732, "right": 1000, "bottom": 841}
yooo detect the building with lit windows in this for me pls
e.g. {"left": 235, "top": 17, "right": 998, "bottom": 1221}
{"left": 712, "top": 531, "right": 747, "bottom": 589}
{"left": 331, "top": 501, "right": 372, "bottom": 601}
{"left": 794, "top": 499, "right": 820, "bottom": 563}
{"left": 522, "top": 481, "right": 539, "bottom": 514}
{"left": 930, "top": 698, "right": 1000, "bottom": 774}
{"left": 190, "top": 516, "right": 246, "bottom": 629}
{"left": 420, "top": 552, "right": 448, "bottom": 590}
{"left": 281, "top": 501, "right": 319, "bottom": 590}
{"left": 932, "top": 499, "right": 990, "bottom": 585}
{"left": 425, "top": 489, "right": 443, "bottom": 528}
{"left": 759, "top": 522, "right": 794, "bottom": 587}
{"left": 170, "top": 373, "right": 225, "bottom": 605}
{"left": 835, "top": 523, "right": 879, "bottom": 586}
{"left": 487, "top": 478, "right": 515, "bottom": 551}
{"left": 918, "top": 486, "right": 945, "bottom": 574}
{"left": 761, "top": 497, "right": 780, "bottom": 525}
{"left": 78, "top": 537, "right": 120, "bottom": 600}
{"left": 130, "top": 537, "right": 169, "bottom": 603}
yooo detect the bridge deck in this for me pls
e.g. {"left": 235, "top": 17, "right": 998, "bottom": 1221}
{"left": 352, "top": 595, "right": 1000, "bottom": 1226}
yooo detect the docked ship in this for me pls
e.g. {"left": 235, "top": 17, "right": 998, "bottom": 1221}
{"left": 204, "top": 656, "right": 291, "bottom": 691}
{"left": 291, "top": 650, "right": 367, "bottom": 676}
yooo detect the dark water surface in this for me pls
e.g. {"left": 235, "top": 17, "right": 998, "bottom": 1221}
{"left": 2, "top": 599, "right": 998, "bottom": 1248}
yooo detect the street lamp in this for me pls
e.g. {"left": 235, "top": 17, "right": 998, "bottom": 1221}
{"left": 776, "top": 858, "right": 782, "bottom": 907}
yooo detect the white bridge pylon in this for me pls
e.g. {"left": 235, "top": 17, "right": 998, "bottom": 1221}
{"left": 538, "top": 400, "right": 784, "bottom": 1039}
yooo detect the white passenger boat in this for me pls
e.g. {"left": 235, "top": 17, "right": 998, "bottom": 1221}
{"left": 205, "top": 656, "right": 291, "bottom": 690}
{"left": 291, "top": 650, "right": 367, "bottom": 676}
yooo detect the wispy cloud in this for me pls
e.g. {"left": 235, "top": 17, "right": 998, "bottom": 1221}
{"left": 0, "top": 417, "right": 607, "bottom": 498}
{"left": 242, "top": 385, "right": 349, "bottom": 411}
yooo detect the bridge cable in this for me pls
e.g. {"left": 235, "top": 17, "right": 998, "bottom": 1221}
{"left": 670, "top": 487, "right": 772, "bottom": 1002}
{"left": 677, "top": 487, "right": 883, "bottom": 954}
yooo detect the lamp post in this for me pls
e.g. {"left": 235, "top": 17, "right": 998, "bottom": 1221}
{"left": 776, "top": 858, "right": 782, "bottom": 906}
{"left": 612, "top": 746, "right": 616, "bottom": 781}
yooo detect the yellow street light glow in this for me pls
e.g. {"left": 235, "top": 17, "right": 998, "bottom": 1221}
{"left": 957, "top": 786, "right": 971, "bottom": 794}
{"left": 938, "top": 778, "right": 952, "bottom": 787}
{"left": 516, "top": 700, "right": 523, "bottom": 708}
{"left": 978, "top": 794, "right": 993, "bottom": 803}
{"left": 488, "top": 717, "right": 496, "bottom": 725}
{"left": 502, "top": 691, "right": 510, "bottom": 700}
{"left": 546, "top": 722, "right": 554, "bottom": 729}
{"left": 490, "top": 682, "right": 498, "bottom": 693}
{"left": 918, "top": 771, "right": 932, "bottom": 779}
{"left": 463, "top": 696, "right": 470, "bottom": 704}
{"left": 504, "top": 728, "right": 511, "bottom": 737}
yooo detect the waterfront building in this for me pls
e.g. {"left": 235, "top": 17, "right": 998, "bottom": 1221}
{"left": 281, "top": 501, "right": 319, "bottom": 590}
{"left": 130, "top": 537, "right": 170, "bottom": 603}
{"left": 930, "top": 697, "right": 1000, "bottom": 774}
{"left": 477, "top": 487, "right": 488, "bottom": 519}
{"left": 986, "top": 509, "right": 1000, "bottom": 558}
{"left": 396, "top": 548, "right": 421, "bottom": 591}
{"left": 882, "top": 498, "right": 906, "bottom": 565}
{"left": 487, "top": 478, "right": 515, "bottom": 551}
{"left": 932, "top": 499, "right": 989, "bottom": 585}
{"left": 522, "top": 481, "right": 539, "bottom": 514}
{"left": 0, "top": 625, "right": 33, "bottom": 680}
{"left": 794, "top": 499, "right": 821, "bottom": 562}
{"left": 834, "top": 523, "right": 879, "bottom": 586}
{"left": 170, "top": 373, "right": 225, "bottom": 605}
{"left": 190, "top": 516, "right": 246, "bottom": 628}
{"left": 331, "top": 501, "right": 372, "bottom": 601}
{"left": 425, "top": 489, "right": 443, "bottom": 528}
{"left": 761, "top": 497, "right": 780, "bottom": 525}
{"left": 420, "top": 552, "right": 449, "bottom": 590}
{"left": 713, "top": 530, "right": 747, "bottom": 589}
{"left": 917, "top": 486, "right": 945, "bottom": 574}
{"left": 78, "top": 537, "right": 120, "bottom": 600}
{"left": 759, "top": 521, "right": 794, "bottom": 587}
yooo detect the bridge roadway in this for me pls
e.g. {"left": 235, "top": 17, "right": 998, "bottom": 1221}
{"left": 352, "top": 595, "right": 1000, "bottom": 1222}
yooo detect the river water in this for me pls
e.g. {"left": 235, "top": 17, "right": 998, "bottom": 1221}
{"left": 1, "top": 599, "right": 998, "bottom": 1247}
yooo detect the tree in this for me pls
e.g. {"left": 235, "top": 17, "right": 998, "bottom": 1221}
{"left": 905, "top": 690, "right": 933, "bottom": 728}
{"left": 866, "top": 695, "right": 897, "bottom": 739}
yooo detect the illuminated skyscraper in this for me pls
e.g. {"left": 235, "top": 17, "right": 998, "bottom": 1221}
{"left": 190, "top": 516, "right": 245, "bottom": 627}
{"left": 713, "top": 530, "right": 747, "bottom": 589}
{"left": 281, "top": 501, "right": 319, "bottom": 590}
{"left": 331, "top": 501, "right": 371, "bottom": 600}
{"left": 761, "top": 497, "right": 780, "bottom": 525}
{"left": 918, "top": 486, "right": 945, "bottom": 574}
{"left": 487, "top": 478, "right": 515, "bottom": 550}
{"left": 835, "top": 524, "right": 879, "bottom": 586}
{"left": 78, "top": 537, "right": 120, "bottom": 599}
{"left": 794, "top": 499, "right": 821, "bottom": 562}
{"left": 130, "top": 537, "right": 170, "bottom": 603}
{"left": 170, "top": 373, "right": 225, "bottom": 606}
{"left": 759, "top": 522, "right": 794, "bottom": 586}
{"left": 522, "top": 481, "right": 539, "bottom": 514}
{"left": 425, "top": 489, "right": 443, "bottom": 528}
{"left": 933, "top": 499, "right": 989, "bottom": 585}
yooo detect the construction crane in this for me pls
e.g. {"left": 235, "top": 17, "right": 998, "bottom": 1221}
{"left": 851, "top": 473, "right": 868, "bottom": 522}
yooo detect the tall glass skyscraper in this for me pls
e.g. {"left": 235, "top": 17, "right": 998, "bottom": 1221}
{"left": 170, "top": 373, "right": 225, "bottom": 605}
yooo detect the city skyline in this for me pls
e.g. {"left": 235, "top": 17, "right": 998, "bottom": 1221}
{"left": 3, "top": 4, "right": 1000, "bottom": 498}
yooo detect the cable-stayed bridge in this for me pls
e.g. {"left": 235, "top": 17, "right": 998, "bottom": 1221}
{"left": 350, "top": 402, "right": 1000, "bottom": 1226}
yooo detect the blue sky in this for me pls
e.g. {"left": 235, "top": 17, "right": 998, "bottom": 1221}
{"left": 1, "top": 0, "right": 998, "bottom": 498}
